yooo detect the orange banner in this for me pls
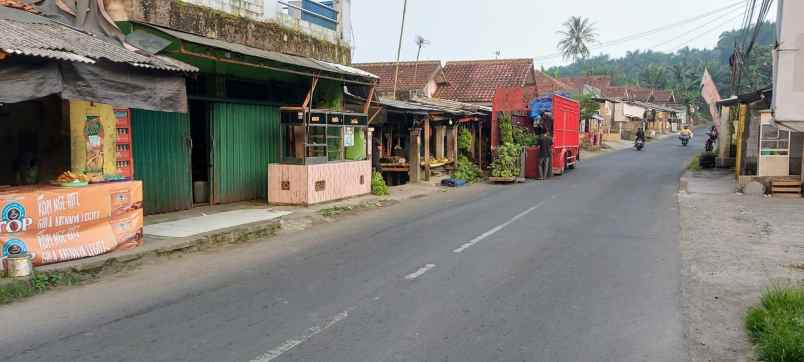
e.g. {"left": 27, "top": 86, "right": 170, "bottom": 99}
{"left": 0, "top": 181, "right": 144, "bottom": 266}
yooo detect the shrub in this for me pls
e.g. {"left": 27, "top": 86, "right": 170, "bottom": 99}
{"left": 745, "top": 285, "right": 804, "bottom": 362}
{"left": 371, "top": 171, "right": 389, "bottom": 196}
{"left": 458, "top": 127, "right": 473, "bottom": 156}
{"left": 453, "top": 155, "right": 482, "bottom": 183}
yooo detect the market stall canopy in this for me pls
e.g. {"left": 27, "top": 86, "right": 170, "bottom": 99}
{"left": 132, "top": 22, "right": 379, "bottom": 86}
{"left": 0, "top": 6, "right": 197, "bottom": 112}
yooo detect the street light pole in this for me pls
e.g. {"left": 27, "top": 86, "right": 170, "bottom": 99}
{"left": 392, "top": 0, "right": 408, "bottom": 100}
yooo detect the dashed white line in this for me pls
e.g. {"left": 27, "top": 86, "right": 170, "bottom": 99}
{"left": 250, "top": 308, "right": 352, "bottom": 362}
{"left": 453, "top": 200, "right": 549, "bottom": 253}
{"left": 404, "top": 264, "right": 436, "bottom": 280}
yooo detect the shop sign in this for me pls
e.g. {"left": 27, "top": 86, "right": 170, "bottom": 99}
{"left": 0, "top": 182, "right": 144, "bottom": 265}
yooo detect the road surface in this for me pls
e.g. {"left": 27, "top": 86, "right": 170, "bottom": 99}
{"left": 1, "top": 136, "right": 700, "bottom": 362}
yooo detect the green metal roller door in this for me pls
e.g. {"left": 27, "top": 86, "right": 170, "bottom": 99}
{"left": 211, "top": 103, "right": 280, "bottom": 204}
{"left": 132, "top": 110, "right": 193, "bottom": 214}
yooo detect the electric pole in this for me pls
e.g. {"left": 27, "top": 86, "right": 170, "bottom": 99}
{"left": 392, "top": 0, "right": 409, "bottom": 100}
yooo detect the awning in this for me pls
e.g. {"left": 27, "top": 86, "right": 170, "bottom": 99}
{"left": 134, "top": 22, "right": 379, "bottom": 85}
{"left": 623, "top": 103, "right": 646, "bottom": 118}
{"left": 0, "top": 6, "right": 195, "bottom": 112}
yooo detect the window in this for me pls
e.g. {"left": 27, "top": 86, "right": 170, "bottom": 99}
{"left": 760, "top": 124, "right": 791, "bottom": 156}
{"left": 280, "top": 110, "right": 368, "bottom": 164}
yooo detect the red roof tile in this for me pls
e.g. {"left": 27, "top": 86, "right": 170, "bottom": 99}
{"left": 652, "top": 89, "right": 676, "bottom": 103}
{"left": 559, "top": 75, "right": 612, "bottom": 91}
{"left": 602, "top": 86, "right": 630, "bottom": 99}
{"left": 352, "top": 61, "right": 443, "bottom": 96}
{"left": 534, "top": 71, "right": 573, "bottom": 95}
{"left": 434, "top": 58, "right": 537, "bottom": 104}
{"left": 627, "top": 86, "right": 655, "bottom": 102}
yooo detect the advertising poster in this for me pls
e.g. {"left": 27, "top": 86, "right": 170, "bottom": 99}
{"left": 0, "top": 181, "right": 144, "bottom": 266}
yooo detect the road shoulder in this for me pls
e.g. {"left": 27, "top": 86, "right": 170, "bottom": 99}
{"left": 678, "top": 171, "right": 804, "bottom": 361}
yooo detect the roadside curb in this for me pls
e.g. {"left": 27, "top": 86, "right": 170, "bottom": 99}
{"left": 21, "top": 183, "right": 452, "bottom": 277}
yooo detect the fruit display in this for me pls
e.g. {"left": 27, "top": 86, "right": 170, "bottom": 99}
{"left": 55, "top": 171, "right": 91, "bottom": 186}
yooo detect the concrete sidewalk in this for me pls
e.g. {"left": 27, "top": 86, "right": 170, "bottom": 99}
{"left": 36, "top": 176, "right": 462, "bottom": 274}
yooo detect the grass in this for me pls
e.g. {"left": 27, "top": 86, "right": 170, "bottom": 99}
{"left": 688, "top": 153, "right": 703, "bottom": 171}
{"left": 745, "top": 285, "right": 804, "bottom": 362}
{"left": 0, "top": 271, "right": 88, "bottom": 305}
{"left": 320, "top": 205, "right": 355, "bottom": 218}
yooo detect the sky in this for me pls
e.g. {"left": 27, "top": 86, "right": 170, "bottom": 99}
{"left": 349, "top": 0, "right": 772, "bottom": 67}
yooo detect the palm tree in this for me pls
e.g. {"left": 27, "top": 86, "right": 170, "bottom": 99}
{"left": 557, "top": 17, "right": 597, "bottom": 63}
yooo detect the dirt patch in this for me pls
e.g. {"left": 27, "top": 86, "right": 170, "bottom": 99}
{"left": 679, "top": 193, "right": 804, "bottom": 362}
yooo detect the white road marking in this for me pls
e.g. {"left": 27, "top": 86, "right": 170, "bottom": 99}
{"left": 250, "top": 308, "right": 352, "bottom": 362}
{"left": 453, "top": 200, "right": 549, "bottom": 253}
{"left": 404, "top": 264, "right": 436, "bottom": 280}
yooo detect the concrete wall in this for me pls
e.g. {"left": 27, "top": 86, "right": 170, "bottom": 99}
{"left": 106, "top": 0, "right": 351, "bottom": 64}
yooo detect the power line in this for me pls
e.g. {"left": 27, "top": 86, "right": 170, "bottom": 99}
{"left": 665, "top": 11, "right": 749, "bottom": 53}
{"left": 534, "top": 0, "right": 748, "bottom": 62}
{"left": 648, "top": 4, "right": 748, "bottom": 51}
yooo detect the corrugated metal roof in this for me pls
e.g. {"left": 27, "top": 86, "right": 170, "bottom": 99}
{"left": 0, "top": 6, "right": 197, "bottom": 72}
{"left": 136, "top": 22, "right": 378, "bottom": 82}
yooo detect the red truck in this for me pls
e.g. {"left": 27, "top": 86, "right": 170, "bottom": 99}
{"left": 492, "top": 87, "right": 581, "bottom": 177}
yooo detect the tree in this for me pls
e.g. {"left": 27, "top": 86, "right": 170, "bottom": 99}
{"left": 557, "top": 17, "right": 597, "bottom": 63}
{"left": 578, "top": 94, "right": 600, "bottom": 121}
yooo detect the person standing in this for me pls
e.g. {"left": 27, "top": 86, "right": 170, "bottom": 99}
{"left": 538, "top": 134, "right": 553, "bottom": 180}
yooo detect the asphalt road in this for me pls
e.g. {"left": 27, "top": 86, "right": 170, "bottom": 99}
{"left": 1, "top": 135, "right": 702, "bottom": 362}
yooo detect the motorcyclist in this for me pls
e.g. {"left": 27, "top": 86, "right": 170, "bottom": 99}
{"left": 705, "top": 126, "right": 718, "bottom": 152}
{"left": 679, "top": 126, "right": 693, "bottom": 139}
{"left": 635, "top": 127, "right": 646, "bottom": 145}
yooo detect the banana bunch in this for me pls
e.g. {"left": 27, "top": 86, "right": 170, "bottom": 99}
{"left": 56, "top": 171, "right": 90, "bottom": 183}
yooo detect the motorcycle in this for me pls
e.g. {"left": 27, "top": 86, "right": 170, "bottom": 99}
{"left": 634, "top": 138, "right": 645, "bottom": 151}
{"left": 705, "top": 130, "right": 718, "bottom": 152}
{"left": 680, "top": 134, "right": 690, "bottom": 147}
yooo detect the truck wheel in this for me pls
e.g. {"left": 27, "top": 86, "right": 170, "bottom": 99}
{"left": 567, "top": 153, "right": 576, "bottom": 170}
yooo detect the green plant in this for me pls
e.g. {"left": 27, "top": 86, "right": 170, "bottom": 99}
{"left": 513, "top": 126, "right": 537, "bottom": 147}
{"left": 745, "top": 285, "right": 804, "bottom": 362}
{"left": 458, "top": 128, "right": 473, "bottom": 156}
{"left": 371, "top": 171, "right": 390, "bottom": 196}
{"left": 453, "top": 155, "right": 482, "bottom": 183}
{"left": 491, "top": 143, "right": 522, "bottom": 178}
{"left": 0, "top": 271, "right": 85, "bottom": 305}
{"left": 688, "top": 153, "right": 703, "bottom": 171}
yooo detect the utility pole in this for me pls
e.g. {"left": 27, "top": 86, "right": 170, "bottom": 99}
{"left": 392, "top": 0, "right": 409, "bottom": 100}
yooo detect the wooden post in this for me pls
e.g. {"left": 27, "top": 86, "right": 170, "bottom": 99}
{"left": 408, "top": 128, "right": 421, "bottom": 183}
{"left": 718, "top": 107, "right": 732, "bottom": 164}
{"left": 302, "top": 76, "right": 320, "bottom": 110}
{"left": 736, "top": 104, "right": 748, "bottom": 177}
{"left": 435, "top": 125, "right": 446, "bottom": 160}
{"left": 478, "top": 123, "right": 484, "bottom": 169}
{"left": 447, "top": 126, "right": 458, "bottom": 162}
{"left": 364, "top": 86, "right": 375, "bottom": 114}
{"left": 423, "top": 118, "right": 431, "bottom": 181}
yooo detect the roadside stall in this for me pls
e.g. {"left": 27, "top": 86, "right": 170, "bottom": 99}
{"left": 0, "top": 4, "right": 195, "bottom": 269}
{"left": 268, "top": 108, "right": 372, "bottom": 205}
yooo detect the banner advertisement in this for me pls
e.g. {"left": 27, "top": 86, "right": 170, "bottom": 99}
{"left": 0, "top": 181, "right": 144, "bottom": 266}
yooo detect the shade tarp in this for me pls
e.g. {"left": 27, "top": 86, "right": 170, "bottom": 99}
{"left": 0, "top": 57, "right": 188, "bottom": 112}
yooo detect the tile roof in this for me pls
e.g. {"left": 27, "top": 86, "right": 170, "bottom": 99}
{"left": 560, "top": 75, "right": 612, "bottom": 91}
{"left": 352, "top": 61, "right": 443, "bottom": 95}
{"left": 652, "top": 89, "right": 676, "bottom": 103}
{"left": 0, "top": 7, "right": 196, "bottom": 72}
{"left": 627, "top": 86, "right": 655, "bottom": 102}
{"left": 602, "top": 86, "right": 631, "bottom": 99}
{"left": 533, "top": 71, "right": 572, "bottom": 94}
{"left": 434, "top": 58, "right": 536, "bottom": 104}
